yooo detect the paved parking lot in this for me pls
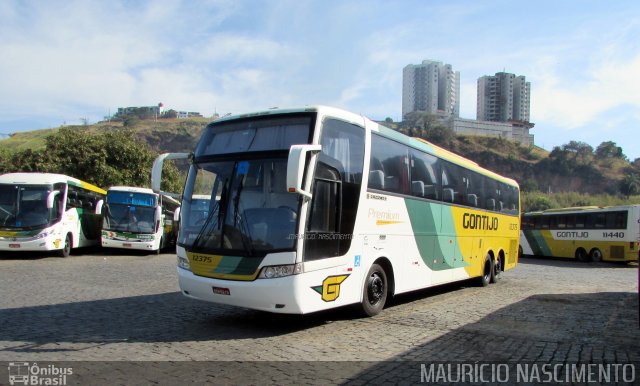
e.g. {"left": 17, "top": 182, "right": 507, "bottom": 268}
{"left": 0, "top": 249, "right": 638, "bottom": 384}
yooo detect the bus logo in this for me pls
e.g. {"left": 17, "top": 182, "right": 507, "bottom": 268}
{"left": 312, "top": 275, "right": 349, "bottom": 302}
{"left": 8, "top": 362, "right": 29, "bottom": 385}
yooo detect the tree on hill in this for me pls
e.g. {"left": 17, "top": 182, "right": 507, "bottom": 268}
{"left": 398, "top": 111, "right": 455, "bottom": 148}
{"left": 595, "top": 141, "right": 626, "bottom": 160}
{"left": 619, "top": 171, "right": 640, "bottom": 197}
{"left": 0, "top": 128, "right": 183, "bottom": 193}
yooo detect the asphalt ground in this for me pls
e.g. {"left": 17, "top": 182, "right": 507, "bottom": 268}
{"left": 0, "top": 248, "right": 638, "bottom": 385}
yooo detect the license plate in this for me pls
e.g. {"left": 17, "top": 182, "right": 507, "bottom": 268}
{"left": 9, "top": 244, "right": 20, "bottom": 248}
{"left": 123, "top": 243, "right": 132, "bottom": 247}
{"left": 212, "top": 287, "right": 230, "bottom": 296}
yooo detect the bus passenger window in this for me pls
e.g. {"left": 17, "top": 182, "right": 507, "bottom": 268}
{"left": 369, "top": 134, "right": 409, "bottom": 194}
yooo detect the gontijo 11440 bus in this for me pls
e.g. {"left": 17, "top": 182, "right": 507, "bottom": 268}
{"left": 0, "top": 173, "right": 106, "bottom": 257}
{"left": 101, "top": 186, "right": 180, "bottom": 253}
{"left": 151, "top": 106, "right": 521, "bottom": 316}
{"left": 520, "top": 205, "right": 640, "bottom": 262}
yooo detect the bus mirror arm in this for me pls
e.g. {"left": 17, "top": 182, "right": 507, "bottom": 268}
{"left": 151, "top": 152, "right": 190, "bottom": 193}
{"left": 286, "top": 144, "right": 321, "bottom": 201}
{"left": 46, "top": 190, "right": 61, "bottom": 209}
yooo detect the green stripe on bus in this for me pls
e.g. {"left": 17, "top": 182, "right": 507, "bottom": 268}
{"left": 405, "top": 199, "right": 468, "bottom": 271}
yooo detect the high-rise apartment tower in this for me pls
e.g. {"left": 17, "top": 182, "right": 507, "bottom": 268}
{"left": 477, "top": 72, "right": 530, "bottom": 123}
{"left": 402, "top": 60, "right": 460, "bottom": 119}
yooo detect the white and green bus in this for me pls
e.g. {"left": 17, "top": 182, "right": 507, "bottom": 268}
{"left": 101, "top": 186, "right": 180, "bottom": 253}
{"left": 0, "top": 173, "right": 106, "bottom": 257}
{"left": 520, "top": 205, "right": 640, "bottom": 262}
{"left": 152, "top": 106, "right": 521, "bottom": 316}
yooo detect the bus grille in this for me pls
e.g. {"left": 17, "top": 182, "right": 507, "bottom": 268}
{"left": 610, "top": 246, "right": 625, "bottom": 259}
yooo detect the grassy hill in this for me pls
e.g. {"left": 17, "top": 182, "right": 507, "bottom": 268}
{"left": 0, "top": 117, "right": 210, "bottom": 154}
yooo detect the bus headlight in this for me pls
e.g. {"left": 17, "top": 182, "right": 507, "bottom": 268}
{"left": 258, "top": 263, "right": 302, "bottom": 279}
{"left": 33, "top": 231, "right": 51, "bottom": 240}
{"left": 177, "top": 255, "right": 191, "bottom": 271}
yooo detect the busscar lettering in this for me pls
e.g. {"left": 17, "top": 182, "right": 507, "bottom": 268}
{"left": 462, "top": 213, "right": 499, "bottom": 231}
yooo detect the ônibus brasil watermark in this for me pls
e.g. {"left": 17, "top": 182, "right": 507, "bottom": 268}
{"left": 7, "top": 362, "right": 73, "bottom": 386}
{"left": 420, "top": 362, "right": 636, "bottom": 384}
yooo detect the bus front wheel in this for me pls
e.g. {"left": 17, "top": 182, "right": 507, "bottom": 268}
{"left": 575, "top": 248, "right": 589, "bottom": 262}
{"left": 58, "top": 233, "right": 72, "bottom": 258}
{"left": 477, "top": 254, "right": 492, "bottom": 287}
{"left": 360, "top": 263, "right": 388, "bottom": 317}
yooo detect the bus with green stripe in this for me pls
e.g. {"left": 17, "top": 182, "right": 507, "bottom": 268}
{"left": 520, "top": 205, "right": 640, "bottom": 262}
{"left": 151, "top": 106, "right": 521, "bottom": 316}
{"left": 101, "top": 186, "right": 180, "bottom": 254}
{"left": 0, "top": 173, "right": 106, "bottom": 257}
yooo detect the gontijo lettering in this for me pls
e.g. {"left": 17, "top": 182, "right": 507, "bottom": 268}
{"left": 462, "top": 213, "right": 499, "bottom": 230}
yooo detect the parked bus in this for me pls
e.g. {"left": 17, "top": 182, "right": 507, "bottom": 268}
{"left": 151, "top": 106, "right": 521, "bottom": 316}
{"left": 101, "top": 186, "right": 180, "bottom": 253}
{"left": 520, "top": 205, "right": 640, "bottom": 262}
{"left": 0, "top": 173, "right": 106, "bottom": 257}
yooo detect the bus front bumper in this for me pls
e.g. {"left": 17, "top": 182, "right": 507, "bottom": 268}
{"left": 101, "top": 238, "right": 158, "bottom": 251}
{"left": 0, "top": 237, "right": 63, "bottom": 252}
{"left": 176, "top": 267, "right": 305, "bottom": 314}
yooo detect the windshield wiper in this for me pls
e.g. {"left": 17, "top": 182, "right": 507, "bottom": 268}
{"left": 231, "top": 173, "right": 256, "bottom": 256}
{"left": 193, "top": 178, "right": 228, "bottom": 249}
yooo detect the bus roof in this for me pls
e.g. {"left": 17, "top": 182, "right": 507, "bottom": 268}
{"left": 524, "top": 204, "right": 640, "bottom": 216}
{"left": 108, "top": 186, "right": 156, "bottom": 195}
{"left": 107, "top": 186, "right": 181, "bottom": 206}
{"left": 0, "top": 172, "right": 106, "bottom": 195}
{"left": 210, "top": 105, "right": 518, "bottom": 188}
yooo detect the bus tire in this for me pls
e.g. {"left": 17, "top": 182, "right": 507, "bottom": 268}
{"left": 589, "top": 248, "right": 603, "bottom": 262}
{"left": 491, "top": 254, "right": 502, "bottom": 283}
{"left": 155, "top": 237, "right": 164, "bottom": 255}
{"left": 575, "top": 248, "right": 589, "bottom": 262}
{"left": 58, "top": 233, "right": 72, "bottom": 258}
{"left": 360, "top": 263, "right": 388, "bottom": 317}
{"left": 477, "top": 254, "right": 492, "bottom": 287}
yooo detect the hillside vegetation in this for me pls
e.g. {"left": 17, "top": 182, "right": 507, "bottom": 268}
{"left": 1, "top": 113, "right": 639, "bottom": 212}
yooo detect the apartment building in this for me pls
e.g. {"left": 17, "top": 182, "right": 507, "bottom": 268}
{"left": 477, "top": 72, "right": 531, "bottom": 123}
{"left": 402, "top": 60, "right": 460, "bottom": 119}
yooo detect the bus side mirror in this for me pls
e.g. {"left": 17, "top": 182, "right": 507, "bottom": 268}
{"left": 46, "top": 190, "right": 60, "bottom": 209}
{"left": 174, "top": 207, "right": 181, "bottom": 223}
{"left": 155, "top": 206, "right": 162, "bottom": 233}
{"left": 286, "top": 144, "right": 321, "bottom": 200}
{"left": 95, "top": 200, "right": 104, "bottom": 215}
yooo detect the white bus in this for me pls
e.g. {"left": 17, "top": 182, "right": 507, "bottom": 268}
{"left": 101, "top": 186, "right": 180, "bottom": 253}
{"left": 152, "top": 106, "right": 520, "bottom": 316}
{"left": 520, "top": 205, "right": 640, "bottom": 262}
{"left": 0, "top": 173, "right": 106, "bottom": 257}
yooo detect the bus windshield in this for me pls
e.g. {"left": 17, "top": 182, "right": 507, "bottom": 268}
{"left": 179, "top": 158, "right": 298, "bottom": 256}
{"left": 103, "top": 204, "right": 156, "bottom": 234}
{"left": 0, "top": 184, "right": 57, "bottom": 229}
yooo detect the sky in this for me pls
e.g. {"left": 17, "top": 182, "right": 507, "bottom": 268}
{"left": 1, "top": 0, "right": 639, "bottom": 159}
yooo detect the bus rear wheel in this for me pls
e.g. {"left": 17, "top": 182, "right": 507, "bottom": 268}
{"left": 491, "top": 255, "right": 502, "bottom": 283}
{"left": 58, "top": 233, "right": 71, "bottom": 258}
{"left": 589, "top": 248, "right": 603, "bottom": 262}
{"left": 360, "top": 263, "right": 388, "bottom": 317}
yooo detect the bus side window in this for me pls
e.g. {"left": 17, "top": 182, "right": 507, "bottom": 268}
{"left": 369, "top": 134, "right": 409, "bottom": 194}
{"left": 410, "top": 149, "right": 440, "bottom": 200}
